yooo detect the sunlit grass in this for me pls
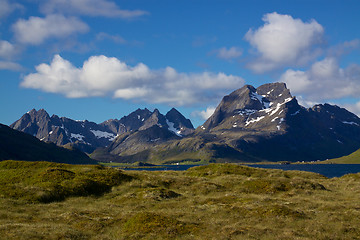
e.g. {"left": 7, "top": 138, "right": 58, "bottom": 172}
{"left": 322, "top": 148, "right": 360, "bottom": 164}
{"left": 1, "top": 161, "right": 360, "bottom": 239}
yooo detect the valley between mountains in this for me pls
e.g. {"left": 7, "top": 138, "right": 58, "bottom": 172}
{"left": 8, "top": 82, "right": 360, "bottom": 164}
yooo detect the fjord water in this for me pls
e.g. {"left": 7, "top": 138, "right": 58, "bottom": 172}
{"left": 248, "top": 164, "right": 360, "bottom": 178}
{"left": 121, "top": 164, "right": 360, "bottom": 178}
{"left": 120, "top": 165, "right": 200, "bottom": 172}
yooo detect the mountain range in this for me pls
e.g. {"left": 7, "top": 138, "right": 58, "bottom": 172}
{"left": 8, "top": 82, "right": 360, "bottom": 164}
{"left": 10, "top": 107, "right": 194, "bottom": 154}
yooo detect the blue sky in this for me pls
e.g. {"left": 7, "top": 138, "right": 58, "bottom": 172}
{"left": 1, "top": 0, "right": 360, "bottom": 127}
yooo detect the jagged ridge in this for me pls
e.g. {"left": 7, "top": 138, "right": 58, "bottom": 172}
{"left": 11, "top": 108, "right": 194, "bottom": 154}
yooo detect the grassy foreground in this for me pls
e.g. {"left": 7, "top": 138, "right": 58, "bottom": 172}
{"left": 1, "top": 161, "right": 360, "bottom": 239}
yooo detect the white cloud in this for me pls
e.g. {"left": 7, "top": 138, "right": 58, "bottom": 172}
{"left": 96, "top": 32, "right": 127, "bottom": 44}
{"left": 0, "top": 61, "right": 22, "bottom": 71}
{"left": 327, "top": 39, "right": 360, "bottom": 57}
{"left": 0, "top": 0, "right": 22, "bottom": 19}
{"left": 21, "top": 55, "right": 245, "bottom": 106}
{"left": 245, "top": 12, "right": 324, "bottom": 73}
{"left": 12, "top": 14, "right": 89, "bottom": 45}
{"left": 191, "top": 107, "right": 216, "bottom": 120}
{"left": 216, "top": 47, "right": 242, "bottom": 60}
{"left": 280, "top": 57, "right": 360, "bottom": 101}
{"left": 40, "top": 0, "right": 148, "bottom": 18}
{"left": 0, "top": 40, "right": 17, "bottom": 59}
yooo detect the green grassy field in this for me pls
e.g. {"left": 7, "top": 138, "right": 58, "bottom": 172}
{"left": 322, "top": 148, "right": 360, "bottom": 164}
{"left": 1, "top": 160, "right": 360, "bottom": 239}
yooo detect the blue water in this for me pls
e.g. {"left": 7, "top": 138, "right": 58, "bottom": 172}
{"left": 120, "top": 164, "right": 360, "bottom": 178}
{"left": 120, "top": 164, "right": 199, "bottom": 172}
{"left": 248, "top": 164, "right": 360, "bottom": 178}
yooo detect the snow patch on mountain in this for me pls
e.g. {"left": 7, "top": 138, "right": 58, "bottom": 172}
{"left": 238, "top": 109, "right": 257, "bottom": 115}
{"left": 269, "top": 97, "right": 293, "bottom": 116}
{"left": 253, "top": 91, "right": 271, "bottom": 109}
{"left": 342, "top": 121, "right": 359, "bottom": 126}
{"left": 251, "top": 92, "right": 263, "bottom": 102}
{"left": 271, "top": 117, "right": 278, "bottom": 122}
{"left": 71, "top": 133, "right": 85, "bottom": 142}
{"left": 291, "top": 110, "right": 300, "bottom": 116}
{"left": 90, "top": 130, "right": 117, "bottom": 141}
{"left": 245, "top": 116, "right": 265, "bottom": 126}
{"left": 266, "top": 89, "right": 274, "bottom": 95}
{"left": 166, "top": 119, "right": 182, "bottom": 137}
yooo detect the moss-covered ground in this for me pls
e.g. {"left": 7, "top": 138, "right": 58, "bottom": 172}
{"left": 1, "top": 161, "right": 360, "bottom": 239}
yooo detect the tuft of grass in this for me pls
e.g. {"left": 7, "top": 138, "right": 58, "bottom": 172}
{"left": 140, "top": 187, "right": 181, "bottom": 201}
{"left": 186, "top": 163, "right": 259, "bottom": 177}
{"left": 122, "top": 212, "right": 198, "bottom": 236}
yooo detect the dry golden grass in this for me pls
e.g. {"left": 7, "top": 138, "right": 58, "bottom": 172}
{"left": 1, "top": 162, "right": 360, "bottom": 239}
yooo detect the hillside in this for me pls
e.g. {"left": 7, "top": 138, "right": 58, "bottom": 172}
{"left": 1, "top": 161, "right": 360, "bottom": 239}
{"left": 322, "top": 148, "right": 360, "bottom": 164}
{"left": 0, "top": 124, "right": 95, "bottom": 164}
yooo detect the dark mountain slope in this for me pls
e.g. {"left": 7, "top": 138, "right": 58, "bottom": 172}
{"left": 0, "top": 124, "right": 94, "bottom": 164}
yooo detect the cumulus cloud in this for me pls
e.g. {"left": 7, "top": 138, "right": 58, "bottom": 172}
{"left": 21, "top": 55, "right": 245, "bottom": 106}
{"left": 40, "top": 0, "right": 148, "bottom": 18}
{"left": 191, "top": 107, "right": 216, "bottom": 120}
{"left": 245, "top": 12, "right": 324, "bottom": 73}
{"left": 280, "top": 57, "right": 360, "bottom": 101}
{"left": 12, "top": 14, "right": 89, "bottom": 45}
{"left": 0, "top": 0, "right": 22, "bottom": 19}
{"left": 215, "top": 47, "right": 242, "bottom": 60}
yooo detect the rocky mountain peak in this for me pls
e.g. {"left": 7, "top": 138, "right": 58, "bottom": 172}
{"left": 165, "top": 108, "right": 194, "bottom": 136}
{"left": 166, "top": 108, "right": 193, "bottom": 128}
{"left": 256, "top": 82, "right": 292, "bottom": 106}
{"left": 139, "top": 109, "right": 167, "bottom": 130}
{"left": 27, "top": 108, "right": 50, "bottom": 121}
{"left": 200, "top": 82, "right": 297, "bottom": 131}
{"left": 10, "top": 108, "right": 51, "bottom": 136}
{"left": 221, "top": 85, "right": 263, "bottom": 112}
